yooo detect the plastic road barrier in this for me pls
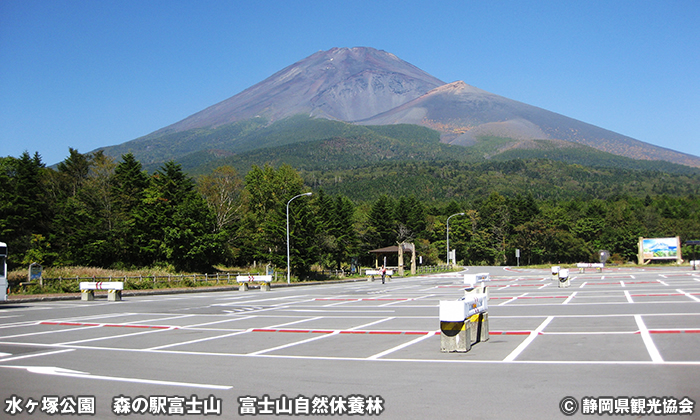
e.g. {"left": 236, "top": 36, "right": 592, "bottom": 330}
{"left": 236, "top": 275, "right": 273, "bottom": 291}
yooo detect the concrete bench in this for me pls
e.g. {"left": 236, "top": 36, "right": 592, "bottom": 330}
{"left": 576, "top": 262, "right": 604, "bottom": 273}
{"left": 80, "top": 282, "right": 123, "bottom": 301}
{"left": 236, "top": 275, "right": 272, "bottom": 291}
{"left": 365, "top": 269, "right": 393, "bottom": 282}
{"left": 439, "top": 282, "right": 489, "bottom": 353}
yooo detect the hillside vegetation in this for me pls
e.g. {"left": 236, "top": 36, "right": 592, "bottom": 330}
{"left": 101, "top": 116, "right": 700, "bottom": 177}
{"left": 3, "top": 146, "right": 700, "bottom": 279}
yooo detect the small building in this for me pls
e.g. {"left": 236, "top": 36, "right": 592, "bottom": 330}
{"left": 368, "top": 242, "right": 416, "bottom": 276}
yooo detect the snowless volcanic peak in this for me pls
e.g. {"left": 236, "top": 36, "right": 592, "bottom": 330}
{"left": 158, "top": 47, "right": 445, "bottom": 133}
{"left": 110, "top": 47, "right": 700, "bottom": 169}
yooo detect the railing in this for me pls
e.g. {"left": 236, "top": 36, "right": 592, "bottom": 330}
{"left": 13, "top": 272, "right": 266, "bottom": 294}
{"left": 12, "top": 265, "right": 455, "bottom": 294}
{"left": 415, "top": 265, "right": 453, "bottom": 274}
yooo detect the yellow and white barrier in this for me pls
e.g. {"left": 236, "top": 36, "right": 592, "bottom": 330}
{"left": 236, "top": 275, "right": 273, "bottom": 291}
{"left": 79, "top": 281, "right": 124, "bottom": 301}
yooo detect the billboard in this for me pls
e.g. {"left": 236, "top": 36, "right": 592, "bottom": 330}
{"left": 638, "top": 237, "right": 682, "bottom": 264}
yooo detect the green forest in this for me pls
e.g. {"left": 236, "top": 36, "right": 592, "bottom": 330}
{"left": 2, "top": 148, "right": 700, "bottom": 280}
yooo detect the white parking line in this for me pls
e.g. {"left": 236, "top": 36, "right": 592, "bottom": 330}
{"left": 56, "top": 326, "right": 173, "bottom": 345}
{"left": 264, "top": 316, "right": 323, "bottom": 329}
{"left": 634, "top": 315, "right": 663, "bottom": 363}
{"left": 132, "top": 314, "right": 194, "bottom": 324}
{"left": 624, "top": 290, "right": 634, "bottom": 303}
{"left": 498, "top": 293, "right": 528, "bottom": 306}
{"left": 0, "top": 320, "right": 50, "bottom": 330}
{"left": 379, "top": 299, "right": 414, "bottom": 307}
{"left": 146, "top": 329, "right": 253, "bottom": 351}
{"left": 0, "top": 348, "right": 75, "bottom": 363}
{"left": 368, "top": 333, "right": 434, "bottom": 360}
{"left": 44, "top": 312, "right": 137, "bottom": 324}
{"left": 562, "top": 292, "right": 577, "bottom": 305}
{"left": 185, "top": 315, "right": 257, "bottom": 328}
{"left": 0, "top": 364, "right": 232, "bottom": 389}
{"left": 247, "top": 331, "right": 340, "bottom": 356}
{"left": 349, "top": 318, "right": 395, "bottom": 330}
{"left": 503, "top": 316, "right": 553, "bottom": 362}
{"left": 0, "top": 325, "right": 102, "bottom": 340}
{"left": 676, "top": 289, "right": 700, "bottom": 302}
{"left": 212, "top": 295, "right": 308, "bottom": 306}
{"left": 323, "top": 299, "right": 358, "bottom": 307}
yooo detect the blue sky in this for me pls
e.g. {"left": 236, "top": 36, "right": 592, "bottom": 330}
{"left": 1, "top": 0, "right": 699, "bottom": 166}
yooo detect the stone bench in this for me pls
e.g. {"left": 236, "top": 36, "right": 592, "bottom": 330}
{"left": 80, "top": 282, "right": 123, "bottom": 301}
{"left": 576, "top": 262, "right": 604, "bottom": 273}
{"left": 365, "top": 269, "right": 393, "bottom": 282}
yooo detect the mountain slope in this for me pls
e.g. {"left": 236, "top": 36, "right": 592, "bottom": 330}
{"left": 358, "top": 81, "right": 700, "bottom": 167}
{"left": 154, "top": 47, "right": 444, "bottom": 135}
{"left": 96, "top": 47, "right": 700, "bottom": 170}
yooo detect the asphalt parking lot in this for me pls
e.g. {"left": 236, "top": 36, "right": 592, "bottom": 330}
{"left": 1, "top": 266, "right": 699, "bottom": 419}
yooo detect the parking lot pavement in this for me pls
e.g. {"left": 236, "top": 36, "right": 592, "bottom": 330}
{"left": 1, "top": 266, "right": 699, "bottom": 418}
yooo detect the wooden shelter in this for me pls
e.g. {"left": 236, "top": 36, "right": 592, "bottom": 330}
{"left": 368, "top": 242, "right": 416, "bottom": 276}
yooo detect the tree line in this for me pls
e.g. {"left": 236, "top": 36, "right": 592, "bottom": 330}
{"left": 2, "top": 149, "right": 700, "bottom": 277}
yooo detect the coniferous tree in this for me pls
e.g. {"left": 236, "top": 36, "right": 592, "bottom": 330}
{"left": 330, "top": 195, "right": 357, "bottom": 270}
{"left": 134, "top": 161, "right": 221, "bottom": 271}
{"left": 314, "top": 189, "right": 336, "bottom": 268}
{"left": 366, "top": 195, "right": 395, "bottom": 249}
{"left": 0, "top": 152, "right": 51, "bottom": 267}
{"left": 111, "top": 153, "right": 149, "bottom": 267}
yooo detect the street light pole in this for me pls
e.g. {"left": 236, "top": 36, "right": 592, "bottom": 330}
{"left": 287, "top": 192, "right": 312, "bottom": 284}
{"left": 446, "top": 212, "right": 465, "bottom": 265}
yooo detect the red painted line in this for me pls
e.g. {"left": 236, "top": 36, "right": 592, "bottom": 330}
{"left": 339, "top": 331, "right": 367, "bottom": 334}
{"left": 490, "top": 331, "right": 532, "bottom": 335}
